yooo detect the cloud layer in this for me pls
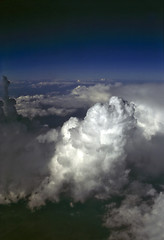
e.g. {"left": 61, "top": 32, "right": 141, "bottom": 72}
{"left": 1, "top": 81, "right": 164, "bottom": 239}
{"left": 16, "top": 84, "right": 111, "bottom": 118}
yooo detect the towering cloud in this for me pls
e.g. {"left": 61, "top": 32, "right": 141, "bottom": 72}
{"left": 29, "top": 96, "right": 136, "bottom": 208}
{"left": 2, "top": 75, "right": 10, "bottom": 100}
{"left": 2, "top": 76, "right": 18, "bottom": 120}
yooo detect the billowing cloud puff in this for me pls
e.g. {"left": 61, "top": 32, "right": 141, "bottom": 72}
{"left": 1, "top": 94, "right": 136, "bottom": 207}
{"left": 29, "top": 96, "right": 136, "bottom": 208}
{"left": 110, "top": 83, "right": 164, "bottom": 139}
{"left": 71, "top": 84, "right": 111, "bottom": 104}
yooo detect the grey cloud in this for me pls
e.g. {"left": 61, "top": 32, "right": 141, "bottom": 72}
{"left": 1, "top": 76, "right": 18, "bottom": 120}
{"left": 104, "top": 192, "right": 164, "bottom": 240}
{"left": 0, "top": 122, "right": 55, "bottom": 204}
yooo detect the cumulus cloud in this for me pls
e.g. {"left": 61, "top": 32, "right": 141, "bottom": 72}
{"left": 28, "top": 96, "right": 135, "bottom": 208}
{"left": 110, "top": 83, "right": 164, "bottom": 139}
{"left": 71, "top": 84, "right": 111, "bottom": 104}
{"left": 1, "top": 79, "right": 164, "bottom": 239}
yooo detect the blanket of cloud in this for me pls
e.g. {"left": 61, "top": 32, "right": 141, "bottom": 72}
{"left": 1, "top": 82, "right": 164, "bottom": 239}
{"left": 16, "top": 84, "right": 111, "bottom": 118}
{"left": 15, "top": 83, "right": 164, "bottom": 138}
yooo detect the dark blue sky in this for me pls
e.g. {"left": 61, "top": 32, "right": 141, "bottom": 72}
{"left": 0, "top": 0, "right": 163, "bottom": 82}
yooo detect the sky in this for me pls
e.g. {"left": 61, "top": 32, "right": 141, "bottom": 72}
{"left": 0, "top": 2, "right": 164, "bottom": 238}
{"left": 0, "top": 0, "right": 163, "bottom": 82}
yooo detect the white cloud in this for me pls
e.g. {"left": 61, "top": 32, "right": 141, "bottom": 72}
{"left": 71, "top": 84, "right": 111, "bottom": 104}
{"left": 15, "top": 84, "right": 111, "bottom": 118}
{"left": 29, "top": 96, "right": 136, "bottom": 208}
{"left": 1, "top": 81, "right": 164, "bottom": 239}
{"left": 15, "top": 83, "right": 164, "bottom": 141}
{"left": 109, "top": 83, "right": 164, "bottom": 139}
